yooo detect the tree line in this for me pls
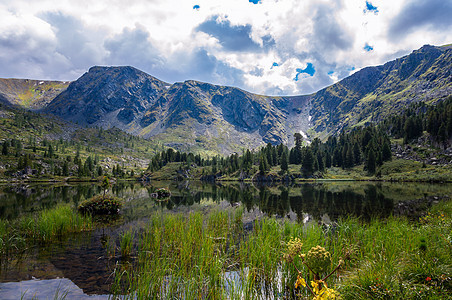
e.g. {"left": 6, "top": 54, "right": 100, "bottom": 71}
{"left": 380, "top": 95, "right": 452, "bottom": 146}
{"left": 147, "top": 125, "right": 392, "bottom": 177}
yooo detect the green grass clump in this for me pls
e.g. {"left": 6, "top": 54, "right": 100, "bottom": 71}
{"left": 120, "top": 230, "right": 134, "bottom": 259}
{"left": 0, "top": 203, "right": 92, "bottom": 256}
{"left": 78, "top": 194, "right": 122, "bottom": 215}
{"left": 35, "top": 204, "right": 92, "bottom": 241}
{"left": 337, "top": 201, "right": 452, "bottom": 299}
{"left": 380, "top": 159, "right": 452, "bottom": 182}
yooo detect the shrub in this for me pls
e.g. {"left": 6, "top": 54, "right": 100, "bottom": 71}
{"left": 153, "top": 187, "right": 171, "bottom": 199}
{"left": 78, "top": 194, "right": 122, "bottom": 215}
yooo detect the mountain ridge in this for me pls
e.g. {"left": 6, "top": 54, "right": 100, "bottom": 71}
{"left": 308, "top": 44, "right": 452, "bottom": 137}
{"left": 1, "top": 44, "right": 451, "bottom": 154}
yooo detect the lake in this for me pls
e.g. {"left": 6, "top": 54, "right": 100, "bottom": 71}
{"left": 0, "top": 181, "right": 450, "bottom": 299}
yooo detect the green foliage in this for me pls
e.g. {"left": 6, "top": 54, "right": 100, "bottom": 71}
{"left": 0, "top": 103, "right": 161, "bottom": 180}
{"left": 381, "top": 95, "right": 452, "bottom": 145}
{"left": 109, "top": 200, "right": 452, "bottom": 298}
{"left": 259, "top": 154, "right": 269, "bottom": 174}
{"left": 78, "top": 194, "right": 122, "bottom": 215}
{"left": 280, "top": 149, "right": 289, "bottom": 173}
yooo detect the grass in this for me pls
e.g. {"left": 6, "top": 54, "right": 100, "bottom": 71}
{"left": 120, "top": 230, "right": 134, "bottom": 259}
{"left": 379, "top": 159, "right": 452, "bottom": 182}
{"left": 110, "top": 200, "right": 452, "bottom": 299}
{"left": 337, "top": 202, "right": 452, "bottom": 299}
{"left": 0, "top": 203, "right": 92, "bottom": 256}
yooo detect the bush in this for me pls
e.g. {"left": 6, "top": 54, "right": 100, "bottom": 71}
{"left": 153, "top": 187, "right": 171, "bottom": 199}
{"left": 78, "top": 194, "right": 122, "bottom": 215}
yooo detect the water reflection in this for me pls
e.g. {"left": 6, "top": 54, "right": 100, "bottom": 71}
{"left": 1, "top": 181, "right": 451, "bottom": 221}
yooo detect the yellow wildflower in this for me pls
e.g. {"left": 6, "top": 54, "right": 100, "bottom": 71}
{"left": 311, "top": 280, "right": 320, "bottom": 294}
{"left": 295, "top": 276, "right": 306, "bottom": 289}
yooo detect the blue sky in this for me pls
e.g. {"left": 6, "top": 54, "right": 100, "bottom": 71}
{"left": 0, "top": 0, "right": 451, "bottom": 96}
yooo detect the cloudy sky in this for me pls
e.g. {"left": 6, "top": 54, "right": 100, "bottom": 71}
{"left": 1, "top": 0, "right": 451, "bottom": 95}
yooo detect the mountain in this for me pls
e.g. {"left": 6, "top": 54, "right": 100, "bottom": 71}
{"left": 44, "top": 66, "right": 170, "bottom": 128}
{"left": 308, "top": 44, "right": 452, "bottom": 137}
{"left": 138, "top": 80, "right": 310, "bottom": 153}
{"left": 0, "top": 78, "right": 69, "bottom": 109}
{"left": 43, "top": 66, "right": 310, "bottom": 154}
{"left": 2, "top": 44, "right": 451, "bottom": 154}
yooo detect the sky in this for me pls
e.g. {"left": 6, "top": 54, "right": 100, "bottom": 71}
{"left": 0, "top": 0, "right": 451, "bottom": 96}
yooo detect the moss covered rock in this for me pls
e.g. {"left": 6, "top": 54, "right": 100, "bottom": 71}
{"left": 78, "top": 194, "right": 122, "bottom": 215}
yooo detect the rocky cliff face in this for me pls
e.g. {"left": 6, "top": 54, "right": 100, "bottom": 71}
{"left": 44, "top": 66, "right": 169, "bottom": 127}
{"left": 138, "top": 80, "right": 309, "bottom": 153}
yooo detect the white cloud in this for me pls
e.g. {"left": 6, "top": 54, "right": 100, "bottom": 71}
{"left": 0, "top": 0, "right": 451, "bottom": 94}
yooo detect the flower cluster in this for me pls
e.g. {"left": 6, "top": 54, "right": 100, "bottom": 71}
{"left": 368, "top": 278, "right": 392, "bottom": 298}
{"left": 283, "top": 237, "right": 304, "bottom": 262}
{"left": 420, "top": 211, "right": 446, "bottom": 224}
{"left": 283, "top": 237, "right": 343, "bottom": 299}
{"left": 305, "top": 245, "right": 332, "bottom": 275}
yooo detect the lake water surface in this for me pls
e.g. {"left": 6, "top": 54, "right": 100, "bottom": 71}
{"left": 0, "top": 181, "right": 450, "bottom": 299}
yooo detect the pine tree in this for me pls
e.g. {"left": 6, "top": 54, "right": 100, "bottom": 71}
{"left": 78, "top": 160, "right": 84, "bottom": 177}
{"left": 280, "top": 149, "right": 289, "bottom": 174}
{"left": 259, "top": 154, "right": 269, "bottom": 174}
{"left": 62, "top": 161, "right": 69, "bottom": 176}
{"left": 333, "top": 148, "right": 342, "bottom": 167}
{"left": 293, "top": 133, "right": 303, "bottom": 164}
{"left": 353, "top": 142, "right": 361, "bottom": 164}
{"left": 365, "top": 148, "right": 376, "bottom": 175}
{"left": 301, "top": 148, "right": 314, "bottom": 177}
{"left": 325, "top": 151, "right": 332, "bottom": 168}
{"left": 382, "top": 141, "right": 392, "bottom": 162}
{"left": 97, "top": 165, "right": 103, "bottom": 177}
{"left": 1, "top": 141, "right": 8, "bottom": 156}
{"left": 317, "top": 152, "right": 324, "bottom": 172}
{"left": 345, "top": 146, "right": 354, "bottom": 169}
{"left": 242, "top": 149, "right": 253, "bottom": 171}
{"left": 48, "top": 144, "right": 54, "bottom": 158}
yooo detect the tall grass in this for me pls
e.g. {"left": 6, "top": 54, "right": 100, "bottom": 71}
{"left": 336, "top": 201, "right": 452, "bottom": 299}
{"left": 120, "top": 230, "right": 134, "bottom": 258}
{"left": 0, "top": 204, "right": 92, "bottom": 257}
{"left": 111, "top": 201, "right": 451, "bottom": 299}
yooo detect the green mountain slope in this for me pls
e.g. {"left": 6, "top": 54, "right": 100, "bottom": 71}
{"left": 309, "top": 44, "right": 452, "bottom": 137}
{"left": 0, "top": 102, "right": 163, "bottom": 180}
{"left": 0, "top": 78, "right": 69, "bottom": 109}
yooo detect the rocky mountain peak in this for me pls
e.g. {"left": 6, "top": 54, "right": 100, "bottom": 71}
{"left": 44, "top": 65, "right": 169, "bottom": 126}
